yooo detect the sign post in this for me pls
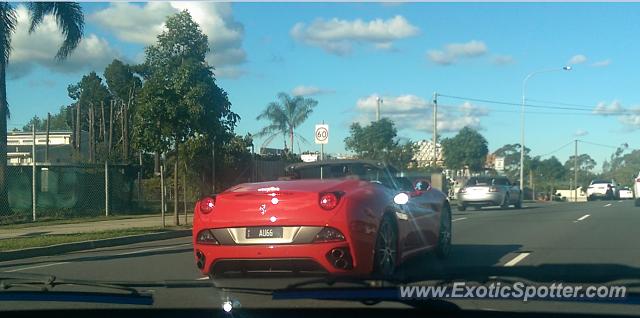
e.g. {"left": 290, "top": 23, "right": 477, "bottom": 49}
{"left": 494, "top": 157, "right": 505, "bottom": 172}
{"left": 315, "top": 123, "right": 329, "bottom": 179}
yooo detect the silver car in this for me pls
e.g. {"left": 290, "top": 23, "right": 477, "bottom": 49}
{"left": 456, "top": 176, "right": 522, "bottom": 211}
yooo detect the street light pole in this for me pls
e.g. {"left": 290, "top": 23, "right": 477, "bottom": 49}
{"left": 520, "top": 66, "right": 572, "bottom": 197}
{"left": 376, "top": 96, "right": 383, "bottom": 121}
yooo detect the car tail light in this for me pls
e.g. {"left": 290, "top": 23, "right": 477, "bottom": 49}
{"left": 313, "top": 227, "right": 345, "bottom": 242}
{"left": 319, "top": 192, "right": 342, "bottom": 210}
{"left": 196, "top": 230, "right": 219, "bottom": 245}
{"left": 489, "top": 187, "right": 499, "bottom": 192}
{"left": 199, "top": 196, "right": 216, "bottom": 214}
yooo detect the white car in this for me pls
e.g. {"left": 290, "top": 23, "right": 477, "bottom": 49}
{"left": 586, "top": 179, "right": 619, "bottom": 201}
{"left": 619, "top": 187, "right": 634, "bottom": 200}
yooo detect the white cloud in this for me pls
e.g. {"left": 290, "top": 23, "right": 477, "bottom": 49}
{"left": 574, "top": 129, "right": 589, "bottom": 137}
{"left": 426, "top": 40, "right": 488, "bottom": 65}
{"left": 291, "top": 85, "right": 334, "bottom": 97}
{"left": 290, "top": 15, "right": 419, "bottom": 55}
{"left": 353, "top": 94, "right": 488, "bottom": 133}
{"left": 568, "top": 54, "right": 587, "bottom": 65}
{"left": 8, "top": 5, "right": 119, "bottom": 78}
{"left": 492, "top": 55, "right": 515, "bottom": 65}
{"left": 90, "top": 2, "right": 247, "bottom": 78}
{"left": 591, "top": 59, "right": 611, "bottom": 67}
{"left": 593, "top": 100, "right": 624, "bottom": 116}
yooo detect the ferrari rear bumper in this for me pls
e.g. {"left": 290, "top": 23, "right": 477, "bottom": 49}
{"left": 194, "top": 241, "right": 371, "bottom": 277}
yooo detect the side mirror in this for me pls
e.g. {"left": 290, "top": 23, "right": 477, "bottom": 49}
{"left": 394, "top": 192, "right": 410, "bottom": 205}
{"left": 415, "top": 180, "right": 430, "bottom": 191}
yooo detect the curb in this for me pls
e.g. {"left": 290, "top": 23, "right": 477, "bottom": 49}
{"left": 0, "top": 229, "right": 192, "bottom": 262}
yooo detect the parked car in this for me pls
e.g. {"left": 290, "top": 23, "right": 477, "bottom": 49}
{"left": 192, "top": 160, "right": 452, "bottom": 280}
{"left": 456, "top": 176, "right": 522, "bottom": 211}
{"left": 619, "top": 187, "right": 634, "bottom": 200}
{"left": 586, "top": 179, "right": 619, "bottom": 201}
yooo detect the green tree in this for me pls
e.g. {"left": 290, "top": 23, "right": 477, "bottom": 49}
{"left": 564, "top": 154, "right": 597, "bottom": 190}
{"left": 493, "top": 143, "right": 531, "bottom": 180}
{"left": 133, "top": 10, "right": 239, "bottom": 225}
{"left": 344, "top": 118, "right": 416, "bottom": 168}
{"left": 441, "top": 126, "right": 489, "bottom": 172}
{"left": 0, "top": 2, "right": 84, "bottom": 209}
{"left": 21, "top": 106, "right": 72, "bottom": 132}
{"left": 255, "top": 92, "right": 317, "bottom": 152}
{"left": 532, "top": 156, "right": 567, "bottom": 194}
{"left": 104, "top": 59, "right": 141, "bottom": 102}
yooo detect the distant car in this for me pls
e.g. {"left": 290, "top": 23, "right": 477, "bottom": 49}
{"left": 586, "top": 179, "right": 619, "bottom": 201}
{"left": 456, "top": 176, "right": 522, "bottom": 211}
{"left": 619, "top": 187, "right": 634, "bottom": 200}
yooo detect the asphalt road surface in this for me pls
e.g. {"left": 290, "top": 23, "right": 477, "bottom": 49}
{"left": 2, "top": 200, "right": 640, "bottom": 314}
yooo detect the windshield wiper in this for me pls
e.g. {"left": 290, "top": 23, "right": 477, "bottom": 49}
{"left": 0, "top": 273, "right": 215, "bottom": 305}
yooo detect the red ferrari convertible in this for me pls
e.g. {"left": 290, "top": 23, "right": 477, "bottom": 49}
{"left": 193, "top": 160, "right": 451, "bottom": 279}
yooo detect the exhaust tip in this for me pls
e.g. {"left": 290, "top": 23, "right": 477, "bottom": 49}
{"left": 330, "top": 248, "right": 345, "bottom": 259}
{"left": 196, "top": 250, "right": 205, "bottom": 270}
{"left": 334, "top": 258, "right": 349, "bottom": 269}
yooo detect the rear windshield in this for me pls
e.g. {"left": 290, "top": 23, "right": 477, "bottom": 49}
{"left": 591, "top": 180, "right": 611, "bottom": 184}
{"left": 466, "top": 177, "right": 509, "bottom": 186}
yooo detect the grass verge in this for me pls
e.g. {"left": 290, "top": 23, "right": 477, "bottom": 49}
{"left": 0, "top": 227, "right": 182, "bottom": 251}
{"left": 0, "top": 214, "right": 160, "bottom": 230}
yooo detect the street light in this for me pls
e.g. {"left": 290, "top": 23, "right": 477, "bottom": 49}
{"left": 520, "top": 66, "right": 572, "bottom": 195}
{"left": 376, "top": 96, "right": 383, "bottom": 121}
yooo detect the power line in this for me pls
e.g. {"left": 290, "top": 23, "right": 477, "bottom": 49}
{"left": 577, "top": 140, "right": 620, "bottom": 149}
{"left": 537, "top": 140, "right": 574, "bottom": 157}
{"left": 527, "top": 98, "right": 599, "bottom": 109}
{"left": 439, "top": 94, "right": 597, "bottom": 112}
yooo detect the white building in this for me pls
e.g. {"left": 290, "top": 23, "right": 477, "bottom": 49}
{"left": 412, "top": 140, "right": 444, "bottom": 167}
{"left": 7, "top": 131, "right": 87, "bottom": 165}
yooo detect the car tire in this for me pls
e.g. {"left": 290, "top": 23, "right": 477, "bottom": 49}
{"left": 372, "top": 214, "right": 398, "bottom": 279}
{"left": 586, "top": 196, "right": 591, "bottom": 201}
{"left": 514, "top": 197, "right": 522, "bottom": 209}
{"left": 435, "top": 204, "right": 452, "bottom": 259}
{"left": 457, "top": 204, "right": 466, "bottom": 212}
{"left": 500, "top": 195, "right": 510, "bottom": 209}
{"left": 606, "top": 190, "right": 614, "bottom": 200}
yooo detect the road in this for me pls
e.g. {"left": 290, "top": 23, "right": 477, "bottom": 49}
{"left": 2, "top": 200, "right": 640, "bottom": 313}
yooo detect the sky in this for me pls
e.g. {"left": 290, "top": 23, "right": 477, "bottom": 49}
{"left": 5, "top": 2, "right": 640, "bottom": 171}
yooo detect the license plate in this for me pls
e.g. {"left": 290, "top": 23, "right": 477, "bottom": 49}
{"left": 246, "top": 227, "right": 283, "bottom": 239}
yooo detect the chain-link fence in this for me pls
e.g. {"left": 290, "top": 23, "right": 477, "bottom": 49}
{"left": 0, "top": 163, "right": 140, "bottom": 224}
{"left": 1, "top": 154, "right": 297, "bottom": 225}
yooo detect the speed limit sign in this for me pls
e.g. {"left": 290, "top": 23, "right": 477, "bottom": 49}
{"left": 315, "top": 124, "right": 329, "bottom": 144}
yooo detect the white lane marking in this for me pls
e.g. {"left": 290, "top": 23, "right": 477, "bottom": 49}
{"left": 5, "top": 262, "right": 70, "bottom": 273}
{"left": 604, "top": 203, "right": 612, "bottom": 207}
{"left": 452, "top": 217, "right": 467, "bottom": 222}
{"left": 113, "top": 243, "right": 191, "bottom": 256}
{"left": 503, "top": 253, "right": 530, "bottom": 267}
{"left": 196, "top": 277, "right": 210, "bottom": 281}
{"left": 577, "top": 214, "right": 591, "bottom": 221}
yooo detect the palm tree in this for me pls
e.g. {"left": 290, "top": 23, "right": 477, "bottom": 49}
{"left": 256, "top": 92, "right": 318, "bottom": 153}
{"left": 0, "top": 3, "right": 84, "bottom": 210}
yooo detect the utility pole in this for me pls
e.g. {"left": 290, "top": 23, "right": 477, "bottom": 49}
{"left": 108, "top": 100, "right": 113, "bottom": 156}
{"left": 574, "top": 139, "right": 578, "bottom": 202}
{"left": 32, "top": 124, "right": 36, "bottom": 222}
{"left": 45, "top": 112, "right": 50, "bottom": 162}
{"left": 432, "top": 92, "right": 438, "bottom": 167}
